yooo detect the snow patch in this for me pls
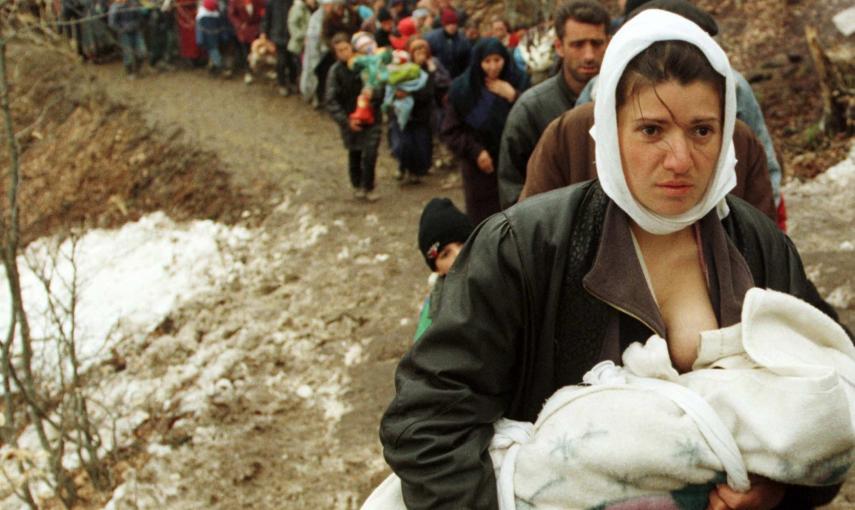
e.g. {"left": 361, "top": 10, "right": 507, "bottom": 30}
{"left": 344, "top": 344, "right": 364, "bottom": 366}
{"left": 826, "top": 286, "right": 853, "bottom": 310}
{"left": 0, "top": 212, "right": 253, "bottom": 377}
{"left": 787, "top": 143, "right": 855, "bottom": 194}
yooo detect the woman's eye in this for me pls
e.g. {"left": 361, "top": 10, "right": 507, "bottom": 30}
{"left": 640, "top": 125, "right": 660, "bottom": 136}
{"left": 694, "top": 126, "right": 714, "bottom": 137}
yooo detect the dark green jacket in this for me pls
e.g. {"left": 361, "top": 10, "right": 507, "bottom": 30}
{"left": 496, "top": 72, "right": 578, "bottom": 209}
{"left": 380, "top": 180, "right": 846, "bottom": 510}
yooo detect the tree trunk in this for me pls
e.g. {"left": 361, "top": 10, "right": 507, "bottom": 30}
{"left": 804, "top": 25, "right": 855, "bottom": 135}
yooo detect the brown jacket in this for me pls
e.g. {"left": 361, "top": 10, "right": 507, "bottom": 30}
{"left": 520, "top": 103, "right": 777, "bottom": 222}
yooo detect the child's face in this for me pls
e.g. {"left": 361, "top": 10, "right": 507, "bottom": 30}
{"left": 334, "top": 41, "right": 354, "bottom": 62}
{"left": 412, "top": 47, "right": 428, "bottom": 65}
{"left": 435, "top": 242, "right": 464, "bottom": 276}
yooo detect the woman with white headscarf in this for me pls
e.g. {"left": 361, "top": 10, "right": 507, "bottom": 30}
{"left": 379, "top": 10, "right": 849, "bottom": 510}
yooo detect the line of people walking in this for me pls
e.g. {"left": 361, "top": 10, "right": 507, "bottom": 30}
{"left": 57, "top": 0, "right": 787, "bottom": 228}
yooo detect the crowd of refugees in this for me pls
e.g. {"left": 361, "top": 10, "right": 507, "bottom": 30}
{"left": 385, "top": 2, "right": 854, "bottom": 510}
{"left": 56, "top": 0, "right": 854, "bottom": 506}
{"left": 57, "top": 0, "right": 786, "bottom": 221}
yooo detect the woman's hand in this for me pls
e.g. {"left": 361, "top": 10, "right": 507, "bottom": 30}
{"left": 476, "top": 150, "right": 494, "bottom": 173}
{"left": 485, "top": 78, "right": 516, "bottom": 102}
{"left": 707, "top": 476, "right": 785, "bottom": 510}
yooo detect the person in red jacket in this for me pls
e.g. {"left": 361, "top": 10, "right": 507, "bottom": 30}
{"left": 227, "top": 0, "right": 265, "bottom": 83}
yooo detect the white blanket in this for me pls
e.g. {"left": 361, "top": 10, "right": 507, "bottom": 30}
{"left": 363, "top": 288, "right": 855, "bottom": 509}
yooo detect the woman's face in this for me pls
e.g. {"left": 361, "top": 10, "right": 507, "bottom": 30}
{"left": 617, "top": 79, "right": 722, "bottom": 217}
{"left": 480, "top": 54, "right": 505, "bottom": 80}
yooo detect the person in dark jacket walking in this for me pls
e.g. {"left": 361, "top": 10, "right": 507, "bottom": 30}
{"left": 424, "top": 8, "right": 470, "bottom": 79}
{"left": 325, "top": 32, "right": 384, "bottom": 202}
{"left": 313, "top": 0, "right": 359, "bottom": 104}
{"left": 371, "top": 7, "right": 394, "bottom": 48}
{"left": 440, "top": 37, "right": 523, "bottom": 224}
{"left": 262, "top": 0, "right": 297, "bottom": 95}
{"left": 108, "top": 0, "right": 147, "bottom": 77}
{"left": 146, "top": 0, "right": 178, "bottom": 70}
{"left": 80, "top": 0, "right": 115, "bottom": 62}
{"left": 387, "top": 37, "right": 435, "bottom": 184}
{"left": 380, "top": 10, "right": 849, "bottom": 510}
{"left": 496, "top": 0, "right": 609, "bottom": 208}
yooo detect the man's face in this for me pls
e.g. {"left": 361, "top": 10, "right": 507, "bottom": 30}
{"left": 444, "top": 23, "right": 458, "bottom": 35}
{"left": 491, "top": 21, "right": 508, "bottom": 40}
{"left": 333, "top": 41, "right": 353, "bottom": 62}
{"left": 555, "top": 19, "right": 608, "bottom": 94}
{"left": 380, "top": 19, "right": 393, "bottom": 32}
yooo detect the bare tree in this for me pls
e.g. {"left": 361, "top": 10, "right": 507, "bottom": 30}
{"left": 27, "top": 235, "right": 113, "bottom": 492}
{"left": 804, "top": 26, "right": 854, "bottom": 136}
{"left": 1, "top": 18, "right": 44, "bottom": 508}
{"left": 1, "top": 6, "right": 112, "bottom": 507}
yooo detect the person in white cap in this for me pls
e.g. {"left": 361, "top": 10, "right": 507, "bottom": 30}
{"left": 379, "top": 9, "right": 849, "bottom": 510}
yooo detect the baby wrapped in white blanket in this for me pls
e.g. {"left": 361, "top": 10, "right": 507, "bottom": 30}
{"left": 363, "top": 288, "right": 855, "bottom": 510}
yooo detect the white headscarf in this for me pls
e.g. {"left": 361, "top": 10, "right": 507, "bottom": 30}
{"left": 591, "top": 9, "right": 737, "bottom": 235}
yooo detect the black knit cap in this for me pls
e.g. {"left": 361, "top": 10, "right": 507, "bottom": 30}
{"left": 418, "top": 198, "right": 474, "bottom": 271}
{"left": 626, "top": 0, "right": 719, "bottom": 36}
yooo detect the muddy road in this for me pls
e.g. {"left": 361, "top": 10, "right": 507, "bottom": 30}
{"left": 85, "top": 61, "right": 465, "bottom": 508}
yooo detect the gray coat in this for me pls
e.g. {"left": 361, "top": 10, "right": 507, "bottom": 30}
{"left": 497, "top": 72, "right": 577, "bottom": 209}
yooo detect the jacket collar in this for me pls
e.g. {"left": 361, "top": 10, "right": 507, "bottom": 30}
{"left": 582, "top": 201, "right": 754, "bottom": 338}
{"left": 554, "top": 70, "right": 578, "bottom": 107}
{"left": 699, "top": 208, "right": 755, "bottom": 327}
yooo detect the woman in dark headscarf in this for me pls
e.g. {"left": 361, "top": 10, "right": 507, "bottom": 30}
{"left": 440, "top": 37, "right": 523, "bottom": 224}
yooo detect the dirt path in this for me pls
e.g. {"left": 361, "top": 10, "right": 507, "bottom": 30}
{"left": 82, "top": 62, "right": 463, "bottom": 508}
{"left": 80, "top": 62, "right": 854, "bottom": 509}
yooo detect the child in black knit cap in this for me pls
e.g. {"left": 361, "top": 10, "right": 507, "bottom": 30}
{"left": 414, "top": 197, "right": 474, "bottom": 341}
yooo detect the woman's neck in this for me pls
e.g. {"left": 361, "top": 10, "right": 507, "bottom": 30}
{"left": 629, "top": 222, "right": 694, "bottom": 251}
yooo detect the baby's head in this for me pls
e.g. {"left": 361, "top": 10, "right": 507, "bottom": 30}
{"left": 418, "top": 198, "right": 474, "bottom": 276}
{"left": 352, "top": 32, "right": 378, "bottom": 55}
